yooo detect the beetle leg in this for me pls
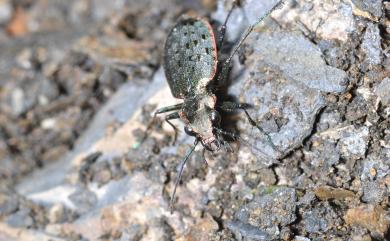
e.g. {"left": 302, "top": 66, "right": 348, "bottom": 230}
{"left": 217, "top": 0, "right": 237, "bottom": 52}
{"left": 137, "top": 104, "right": 183, "bottom": 147}
{"left": 164, "top": 112, "right": 180, "bottom": 145}
{"left": 218, "top": 101, "right": 280, "bottom": 152}
{"left": 216, "top": 130, "right": 233, "bottom": 153}
{"left": 213, "top": 126, "right": 280, "bottom": 158}
{"left": 154, "top": 103, "right": 183, "bottom": 115}
{"left": 202, "top": 148, "right": 209, "bottom": 166}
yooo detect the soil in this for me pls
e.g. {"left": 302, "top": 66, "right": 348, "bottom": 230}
{"left": 0, "top": 0, "right": 389, "bottom": 240}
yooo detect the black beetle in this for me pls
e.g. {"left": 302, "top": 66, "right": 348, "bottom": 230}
{"left": 146, "top": 0, "right": 285, "bottom": 211}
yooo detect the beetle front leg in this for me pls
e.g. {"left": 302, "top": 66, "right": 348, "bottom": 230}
{"left": 137, "top": 104, "right": 183, "bottom": 147}
{"left": 164, "top": 112, "right": 180, "bottom": 145}
{"left": 218, "top": 101, "right": 279, "bottom": 152}
{"left": 154, "top": 103, "right": 183, "bottom": 116}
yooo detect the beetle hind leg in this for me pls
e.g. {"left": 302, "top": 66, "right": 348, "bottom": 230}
{"left": 218, "top": 101, "right": 280, "bottom": 153}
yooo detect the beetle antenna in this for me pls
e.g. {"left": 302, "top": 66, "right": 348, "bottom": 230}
{"left": 170, "top": 139, "right": 199, "bottom": 213}
{"left": 218, "top": 0, "right": 285, "bottom": 83}
{"left": 217, "top": 0, "right": 238, "bottom": 52}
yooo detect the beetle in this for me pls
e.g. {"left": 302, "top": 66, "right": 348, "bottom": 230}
{"left": 145, "top": 0, "right": 285, "bottom": 211}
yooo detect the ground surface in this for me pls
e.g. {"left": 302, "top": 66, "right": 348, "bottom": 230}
{"left": 0, "top": 0, "right": 389, "bottom": 240}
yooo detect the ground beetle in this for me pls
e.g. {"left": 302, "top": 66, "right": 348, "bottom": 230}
{"left": 146, "top": 0, "right": 285, "bottom": 211}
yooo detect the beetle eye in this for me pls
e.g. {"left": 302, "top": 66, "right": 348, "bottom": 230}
{"left": 184, "top": 126, "right": 197, "bottom": 136}
{"left": 210, "top": 110, "right": 221, "bottom": 124}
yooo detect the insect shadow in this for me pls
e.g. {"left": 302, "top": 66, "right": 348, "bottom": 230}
{"left": 142, "top": 0, "right": 285, "bottom": 212}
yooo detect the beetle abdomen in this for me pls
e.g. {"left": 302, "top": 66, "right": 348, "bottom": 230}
{"left": 164, "top": 17, "right": 217, "bottom": 99}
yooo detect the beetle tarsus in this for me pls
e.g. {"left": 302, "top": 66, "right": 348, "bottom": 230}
{"left": 165, "top": 112, "right": 180, "bottom": 145}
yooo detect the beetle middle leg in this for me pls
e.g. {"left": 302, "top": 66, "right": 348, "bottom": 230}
{"left": 218, "top": 101, "right": 280, "bottom": 152}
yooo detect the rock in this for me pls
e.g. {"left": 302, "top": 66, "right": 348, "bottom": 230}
{"left": 346, "top": 95, "right": 369, "bottom": 121}
{"left": 0, "top": 0, "right": 388, "bottom": 240}
{"left": 361, "top": 23, "right": 382, "bottom": 67}
{"left": 68, "top": 187, "right": 97, "bottom": 214}
{"left": 303, "top": 207, "right": 332, "bottom": 233}
{"left": 297, "top": 191, "right": 316, "bottom": 208}
{"left": 182, "top": 214, "right": 219, "bottom": 241}
{"left": 294, "top": 236, "right": 311, "bottom": 241}
{"left": 344, "top": 205, "right": 390, "bottom": 236}
{"left": 337, "top": 126, "right": 369, "bottom": 160}
{"left": 0, "top": 0, "right": 12, "bottom": 25}
{"left": 352, "top": 0, "right": 382, "bottom": 18}
{"left": 274, "top": 0, "right": 355, "bottom": 42}
{"left": 314, "top": 186, "right": 355, "bottom": 201}
{"left": 360, "top": 153, "right": 390, "bottom": 181}
{"left": 91, "top": 162, "right": 112, "bottom": 186}
{"left": 226, "top": 220, "right": 270, "bottom": 241}
{"left": 5, "top": 208, "right": 34, "bottom": 228}
{"left": 0, "top": 192, "right": 19, "bottom": 216}
{"left": 374, "top": 77, "right": 390, "bottom": 106}
{"left": 119, "top": 224, "right": 146, "bottom": 241}
{"left": 233, "top": 187, "right": 296, "bottom": 239}
{"left": 232, "top": 32, "right": 343, "bottom": 162}
{"left": 6, "top": 6, "right": 28, "bottom": 36}
{"left": 251, "top": 32, "right": 348, "bottom": 93}
{"left": 317, "top": 110, "right": 343, "bottom": 132}
{"left": 361, "top": 181, "right": 388, "bottom": 204}
{"left": 305, "top": 140, "right": 340, "bottom": 168}
{"left": 48, "top": 203, "right": 65, "bottom": 224}
{"left": 74, "top": 35, "right": 155, "bottom": 68}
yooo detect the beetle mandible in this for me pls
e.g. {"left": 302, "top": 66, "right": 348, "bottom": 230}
{"left": 146, "top": 0, "right": 285, "bottom": 211}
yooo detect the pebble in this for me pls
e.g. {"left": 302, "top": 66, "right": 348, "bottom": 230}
{"left": 0, "top": 0, "right": 12, "bottom": 24}
{"left": 0, "top": 192, "right": 19, "bottom": 216}
{"left": 337, "top": 126, "right": 369, "bottom": 160}
{"left": 234, "top": 187, "right": 296, "bottom": 239}
{"left": 352, "top": 0, "right": 382, "bottom": 18}
{"left": 374, "top": 77, "right": 390, "bottom": 106}
{"left": 362, "top": 23, "right": 382, "bottom": 66}
{"left": 5, "top": 208, "right": 34, "bottom": 228}
{"left": 68, "top": 187, "right": 97, "bottom": 214}
{"left": 226, "top": 220, "right": 270, "bottom": 241}
{"left": 344, "top": 205, "right": 390, "bottom": 236}
{"left": 361, "top": 181, "right": 388, "bottom": 204}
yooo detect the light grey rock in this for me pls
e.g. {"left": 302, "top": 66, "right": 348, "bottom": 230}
{"left": 5, "top": 208, "right": 34, "bottom": 228}
{"left": 362, "top": 23, "right": 382, "bottom": 66}
{"left": 234, "top": 187, "right": 296, "bottom": 240}
{"left": 374, "top": 77, "right": 390, "bottom": 106}
{"left": 226, "top": 220, "right": 271, "bottom": 241}
{"left": 337, "top": 126, "right": 369, "bottom": 160}
{"left": 0, "top": 0, "right": 12, "bottom": 24}
{"left": 352, "top": 0, "right": 382, "bottom": 17}
{"left": 231, "top": 32, "right": 349, "bottom": 163}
